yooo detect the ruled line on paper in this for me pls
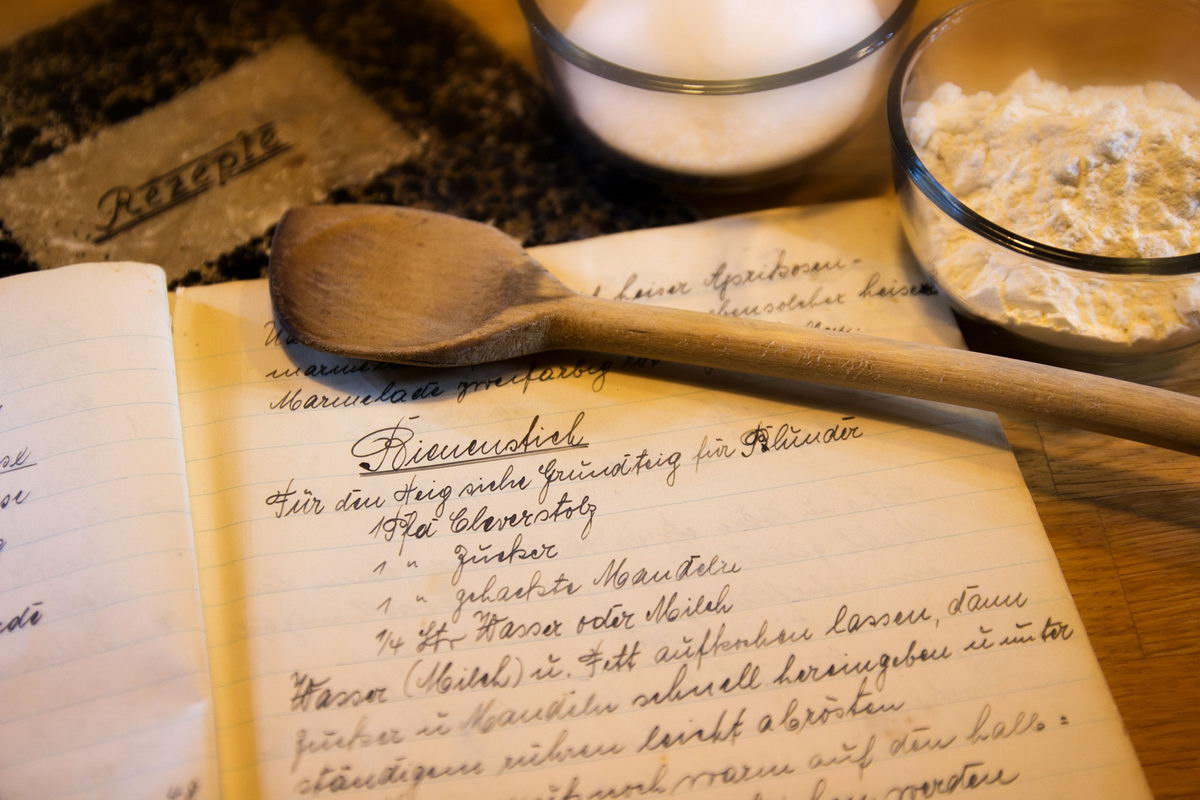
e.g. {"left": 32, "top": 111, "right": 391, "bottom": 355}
{"left": 0, "top": 331, "right": 171, "bottom": 362}
{"left": 0, "top": 678, "right": 213, "bottom": 768}
{"left": 174, "top": 205, "right": 1149, "bottom": 799}
{"left": 193, "top": 466, "right": 1025, "bottom": 589}
{"left": 174, "top": 399, "right": 994, "bottom": 507}
{"left": 1, "top": 536, "right": 197, "bottom": 590}
{"left": 30, "top": 434, "right": 182, "bottom": 465}
{"left": 182, "top": 408, "right": 998, "bottom": 529}
{"left": 168, "top": 311, "right": 958, "bottom": 371}
{"left": 178, "top": 379, "right": 988, "bottom": 467}
{"left": 0, "top": 399, "right": 180, "bottom": 437}
{"left": 229, "top": 670, "right": 1110, "bottom": 777}
{"left": 0, "top": 263, "right": 215, "bottom": 800}
{"left": 202, "top": 550, "right": 1057, "bottom": 698}
{"left": 359, "top": 443, "right": 592, "bottom": 477}
{"left": 0, "top": 661, "right": 210, "bottom": 732}
{"left": 0, "top": 615, "right": 207, "bottom": 683}
{"left": 7, "top": 507, "right": 189, "bottom": 553}
{"left": 0, "top": 365, "right": 173, "bottom": 400}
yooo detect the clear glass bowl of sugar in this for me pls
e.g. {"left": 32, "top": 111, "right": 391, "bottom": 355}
{"left": 889, "top": 0, "right": 1200, "bottom": 369}
{"left": 519, "top": 0, "right": 915, "bottom": 190}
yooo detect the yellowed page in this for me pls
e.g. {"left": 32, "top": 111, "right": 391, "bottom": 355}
{"left": 0, "top": 263, "right": 217, "bottom": 799}
{"left": 176, "top": 198, "right": 1150, "bottom": 799}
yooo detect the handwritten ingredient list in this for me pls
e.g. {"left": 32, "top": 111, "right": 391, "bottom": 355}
{"left": 176, "top": 199, "right": 1150, "bottom": 799}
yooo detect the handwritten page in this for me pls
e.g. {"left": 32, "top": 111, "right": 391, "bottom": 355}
{"left": 175, "top": 198, "right": 1151, "bottom": 799}
{"left": 0, "top": 263, "right": 216, "bottom": 799}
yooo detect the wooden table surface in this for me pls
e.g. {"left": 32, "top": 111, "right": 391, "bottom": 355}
{"left": 3, "top": 1, "right": 1197, "bottom": 797}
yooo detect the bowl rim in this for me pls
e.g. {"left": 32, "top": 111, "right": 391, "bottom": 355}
{"left": 886, "top": 0, "right": 1200, "bottom": 276}
{"left": 517, "top": 0, "right": 917, "bottom": 95}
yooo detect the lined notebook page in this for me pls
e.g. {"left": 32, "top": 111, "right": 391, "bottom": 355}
{"left": 176, "top": 198, "right": 1150, "bottom": 799}
{"left": 0, "top": 263, "right": 216, "bottom": 799}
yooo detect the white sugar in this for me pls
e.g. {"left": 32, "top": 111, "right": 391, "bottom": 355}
{"left": 561, "top": 0, "right": 885, "bottom": 177}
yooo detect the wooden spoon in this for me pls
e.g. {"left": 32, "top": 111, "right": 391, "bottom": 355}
{"left": 269, "top": 204, "right": 1200, "bottom": 456}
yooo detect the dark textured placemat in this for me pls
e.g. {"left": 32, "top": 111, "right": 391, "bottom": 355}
{"left": 0, "top": 0, "right": 697, "bottom": 285}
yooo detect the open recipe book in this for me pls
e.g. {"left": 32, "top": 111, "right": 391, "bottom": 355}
{"left": 0, "top": 199, "right": 1151, "bottom": 799}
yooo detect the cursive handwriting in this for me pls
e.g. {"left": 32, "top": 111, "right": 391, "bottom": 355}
{"left": 857, "top": 271, "right": 938, "bottom": 300}
{"left": 705, "top": 251, "right": 854, "bottom": 301}
{"left": 774, "top": 639, "right": 953, "bottom": 692}
{"left": 452, "top": 533, "right": 559, "bottom": 585}
{"left": 290, "top": 672, "right": 388, "bottom": 713}
{"left": 711, "top": 284, "right": 846, "bottom": 318}
{"left": 825, "top": 603, "right": 932, "bottom": 637}
{"left": 457, "top": 359, "right": 611, "bottom": 402}
{"left": 604, "top": 272, "right": 693, "bottom": 302}
{"left": 739, "top": 417, "right": 863, "bottom": 457}
{"left": 0, "top": 445, "right": 35, "bottom": 476}
{"left": 0, "top": 601, "right": 44, "bottom": 639}
{"left": 452, "top": 569, "right": 580, "bottom": 623}
{"left": 593, "top": 553, "right": 741, "bottom": 591}
{"left": 353, "top": 413, "right": 588, "bottom": 476}
{"left": 293, "top": 757, "right": 484, "bottom": 796}
{"left": 269, "top": 380, "right": 443, "bottom": 413}
{"left": 501, "top": 728, "right": 624, "bottom": 773}
{"left": 94, "top": 122, "right": 292, "bottom": 243}
{"left": 947, "top": 585, "right": 1029, "bottom": 616}
{"left": 884, "top": 761, "right": 1019, "bottom": 799}
{"left": 291, "top": 716, "right": 405, "bottom": 773}
{"left": 654, "top": 619, "right": 812, "bottom": 671}
{"left": 447, "top": 492, "right": 596, "bottom": 540}
{"left": 459, "top": 690, "right": 619, "bottom": 735}
{"left": 537, "top": 448, "right": 680, "bottom": 503}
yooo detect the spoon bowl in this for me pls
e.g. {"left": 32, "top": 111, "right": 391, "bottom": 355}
{"left": 270, "top": 205, "right": 572, "bottom": 365}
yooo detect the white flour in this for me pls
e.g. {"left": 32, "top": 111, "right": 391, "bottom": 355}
{"left": 909, "top": 70, "right": 1200, "bottom": 354}
{"left": 561, "top": 0, "right": 885, "bottom": 177}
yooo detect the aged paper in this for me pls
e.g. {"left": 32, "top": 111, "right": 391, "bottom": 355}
{"left": 0, "top": 263, "right": 216, "bottom": 799}
{"left": 175, "top": 199, "right": 1150, "bottom": 799}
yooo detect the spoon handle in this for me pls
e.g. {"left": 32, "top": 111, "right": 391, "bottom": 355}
{"left": 553, "top": 295, "right": 1200, "bottom": 456}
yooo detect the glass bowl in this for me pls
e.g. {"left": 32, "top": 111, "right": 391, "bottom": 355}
{"left": 520, "top": 0, "right": 916, "bottom": 190}
{"left": 888, "top": 0, "right": 1200, "bottom": 368}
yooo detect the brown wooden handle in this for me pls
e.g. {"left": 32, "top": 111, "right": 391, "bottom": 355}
{"left": 552, "top": 295, "right": 1200, "bottom": 456}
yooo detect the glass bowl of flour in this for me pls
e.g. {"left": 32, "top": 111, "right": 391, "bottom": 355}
{"left": 519, "top": 0, "right": 915, "bottom": 189}
{"left": 888, "top": 0, "right": 1200, "bottom": 367}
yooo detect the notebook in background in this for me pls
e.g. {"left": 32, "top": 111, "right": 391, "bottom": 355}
{"left": 0, "top": 264, "right": 217, "bottom": 799}
{"left": 0, "top": 0, "right": 698, "bottom": 286}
